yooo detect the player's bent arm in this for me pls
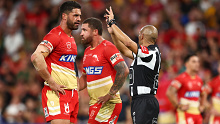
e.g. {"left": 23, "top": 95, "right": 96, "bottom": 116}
{"left": 166, "top": 86, "right": 179, "bottom": 108}
{"left": 109, "top": 61, "right": 129, "bottom": 95}
{"left": 31, "top": 45, "right": 52, "bottom": 82}
{"left": 110, "top": 33, "right": 133, "bottom": 59}
{"left": 111, "top": 24, "right": 138, "bottom": 54}
{"left": 199, "top": 91, "right": 207, "bottom": 112}
{"left": 79, "top": 73, "right": 87, "bottom": 91}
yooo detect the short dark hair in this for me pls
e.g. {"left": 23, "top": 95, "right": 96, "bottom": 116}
{"left": 82, "top": 17, "right": 103, "bottom": 35}
{"left": 59, "top": 1, "right": 81, "bottom": 19}
{"left": 184, "top": 53, "right": 197, "bottom": 63}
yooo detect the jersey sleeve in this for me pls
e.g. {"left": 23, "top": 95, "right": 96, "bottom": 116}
{"left": 40, "top": 33, "right": 60, "bottom": 53}
{"left": 170, "top": 76, "right": 182, "bottom": 90}
{"left": 205, "top": 80, "right": 214, "bottom": 94}
{"left": 104, "top": 43, "right": 124, "bottom": 67}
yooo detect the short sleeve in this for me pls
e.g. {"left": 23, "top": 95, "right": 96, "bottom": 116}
{"left": 40, "top": 33, "right": 60, "bottom": 53}
{"left": 205, "top": 81, "right": 213, "bottom": 94}
{"left": 104, "top": 43, "right": 124, "bottom": 67}
{"left": 170, "top": 76, "right": 182, "bottom": 90}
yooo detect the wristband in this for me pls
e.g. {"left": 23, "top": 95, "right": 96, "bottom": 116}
{"left": 107, "top": 19, "right": 116, "bottom": 27}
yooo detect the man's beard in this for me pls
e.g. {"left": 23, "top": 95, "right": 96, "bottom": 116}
{"left": 82, "top": 35, "right": 93, "bottom": 45}
{"left": 67, "top": 17, "right": 79, "bottom": 30}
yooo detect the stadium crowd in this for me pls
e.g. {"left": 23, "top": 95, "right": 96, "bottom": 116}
{"left": 0, "top": 0, "right": 220, "bottom": 123}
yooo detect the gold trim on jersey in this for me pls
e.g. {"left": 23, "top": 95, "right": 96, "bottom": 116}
{"left": 95, "top": 103, "right": 116, "bottom": 122}
{"left": 87, "top": 76, "right": 112, "bottom": 89}
{"left": 45, "top": 63, "right": 77, "bottom": 89}
{"left": 212, "top": 97, "right": 220, "bottom": 113}
{"left": 179, "top": 98, "right": 200, "bottom": 114}
{"left": 87, "top": 76, "right": 121, "bottom": 105}
{"left": 46, "top": 90, "right": 61, "bottom": 115}
{"left": 176, "top": 110, "right": 186, "bottom": 124}
{"left": 209, "top": 115, "right": 215, "bottom": 124}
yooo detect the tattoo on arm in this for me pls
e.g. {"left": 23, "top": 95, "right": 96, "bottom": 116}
{"left": 110, "top": 61, "right": 128, "bottom": 94}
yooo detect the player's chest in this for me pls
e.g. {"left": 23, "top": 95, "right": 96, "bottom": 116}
{"left": 55, "top": 37, "right": 77, "bottom": 55}
{"left": 83, "top": 51, "right": 105, "bottom": 66}
{"left": 182, "top": 80, "right": 202, "bottom": 90}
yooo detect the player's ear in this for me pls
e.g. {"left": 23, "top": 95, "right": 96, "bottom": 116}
{"left": 62, "top": 13, "right": 68, "bottom": 20}
{"left": 140, "top": 33, "right": 144, "bottom": 40}
{"left": 93, "top": 29, "right": 98, "bottom": 36}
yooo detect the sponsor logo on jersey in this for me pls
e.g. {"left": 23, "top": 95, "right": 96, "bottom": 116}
{"left": 84, "top": 66, "right": 103, "bottom": 75}
{"left": 109, "top": 116, "right": 117, "bottom": 124}
{"left": 40, "top": 40, "right": 53, "bottom": 52}
{"left": 216, "top": 92, "right": 220, "bottom": 98}
{"left": 44, "top": 107, "right": 49, "bottom": 117}
{"left": 59, "top": 54, "right": 76, "bottom": 62}
{"left": 110, "top": 53, "right": 122, "bottom": 64}
{"left": 184, "top": 91, "right": 200, "bottom": 98}
{"left": 140, "top": 45, "right": 149, "bottom": 54}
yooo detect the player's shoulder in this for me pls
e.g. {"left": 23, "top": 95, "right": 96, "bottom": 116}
{"left": 46, "top": 26, "right": 63, "bottom": 38}
{"left": 210, "top": 76, "right": 220, "bottom": 84}
{"left": 175, "top": 72, "right": 187, "bottom": 80}
{"left": 147, "top": 44, "right": 159, "bottom": 51}
{"left": 84, "top": 46, "right": 91, "bottom": 52}
{"left": 195, "top": 75, "right": 203, "bottom": 82}
{"left": 101, "top": 40, "right": 115, "bottom": 47}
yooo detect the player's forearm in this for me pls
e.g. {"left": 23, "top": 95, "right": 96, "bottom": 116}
{"left": 109, "top": 61, "right": 129, "bottom": 95}
{"left": 110, "top": 33, "right": 128, "bottom": 55}
{"left": 31, "top": 52, "right": 51, "bottom": 82}
{"left": 200, "top": 92, "right": 207, "bottom": 106}
{"left": 166, "top": 90, "right": 179, "bottom": 108}
{"left": 111, "top": 24, "right": 134, "bottom": 50}
{"left": 79, "top": 74, "right": 87, "bottom": 91}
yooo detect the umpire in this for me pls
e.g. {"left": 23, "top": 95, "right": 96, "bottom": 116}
{"left": 105, "top": 7, "right": 161, "bottom": 124}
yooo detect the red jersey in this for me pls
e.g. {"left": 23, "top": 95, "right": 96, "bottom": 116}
{"left": 157, "top": 80, "right": 174, "bottom": 112}
{"left": 207, "top": 76, "right": 220, "bottom": 114}
{"left": 171, "top": 72, "right": 203, "bottom": 114}
{"left": 40, "top": 26, "right": 77, "bottom": 89}
{"left": 82, "top": 40, "right": 124, "bottom": 105}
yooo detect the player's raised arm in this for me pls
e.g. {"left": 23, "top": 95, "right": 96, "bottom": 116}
{"left": 105, "top": 6, "right": 138, "bottom": 55}
{"left": 105, "top": 17, "right": 134, "bottom": 59}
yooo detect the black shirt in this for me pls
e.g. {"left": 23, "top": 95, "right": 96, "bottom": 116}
{"left": 129, "top": 44, "right": 161, "bottom": 97}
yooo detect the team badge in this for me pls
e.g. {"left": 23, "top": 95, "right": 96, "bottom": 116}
{"left": 66, "top": 42, "right": 71, "bottom": 49}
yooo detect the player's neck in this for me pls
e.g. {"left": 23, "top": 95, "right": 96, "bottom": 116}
{"left": 90, "top": 36, "right": 104, "bottom": 48}
{"left": 186, "top": 70, "right": 197, "bottom": 78}
{"left": 142, "top": 41, "right": 154, "bottom": 47}
{"left": 60, "top": 23, "right": 72, "bottom": 37}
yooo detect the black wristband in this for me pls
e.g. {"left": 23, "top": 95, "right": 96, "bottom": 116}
{"left": 107, "top": 19, "right": 116, "bottom": 27}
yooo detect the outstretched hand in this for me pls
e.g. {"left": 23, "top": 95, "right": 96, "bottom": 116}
{"left": 105, "top": 6, "right": 114, "bottom": 22}
{"left": 47, "top": 77, "right": 66, "bottom": 98}
{"left": 104, "top": 6, "right": 114, "bottom": 34}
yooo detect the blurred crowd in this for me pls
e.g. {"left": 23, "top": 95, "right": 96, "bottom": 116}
{"left": 0, "top": 0, "right": 220, "bottom": 123}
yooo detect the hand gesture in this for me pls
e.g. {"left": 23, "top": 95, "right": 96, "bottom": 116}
{"left": 47, "top": 77, "right": 66, "bottom": 98}
{"left": 97, "top": 94, "right": 113, "bottom": 106}
{"left": 105, "top": 6, "right": 114, "bottom": 21}
{"left": 179, "top": 104, "right": 189, "bottom": 111}
{"left": 199, "top": 105, "right": 205, "bottom": 113}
